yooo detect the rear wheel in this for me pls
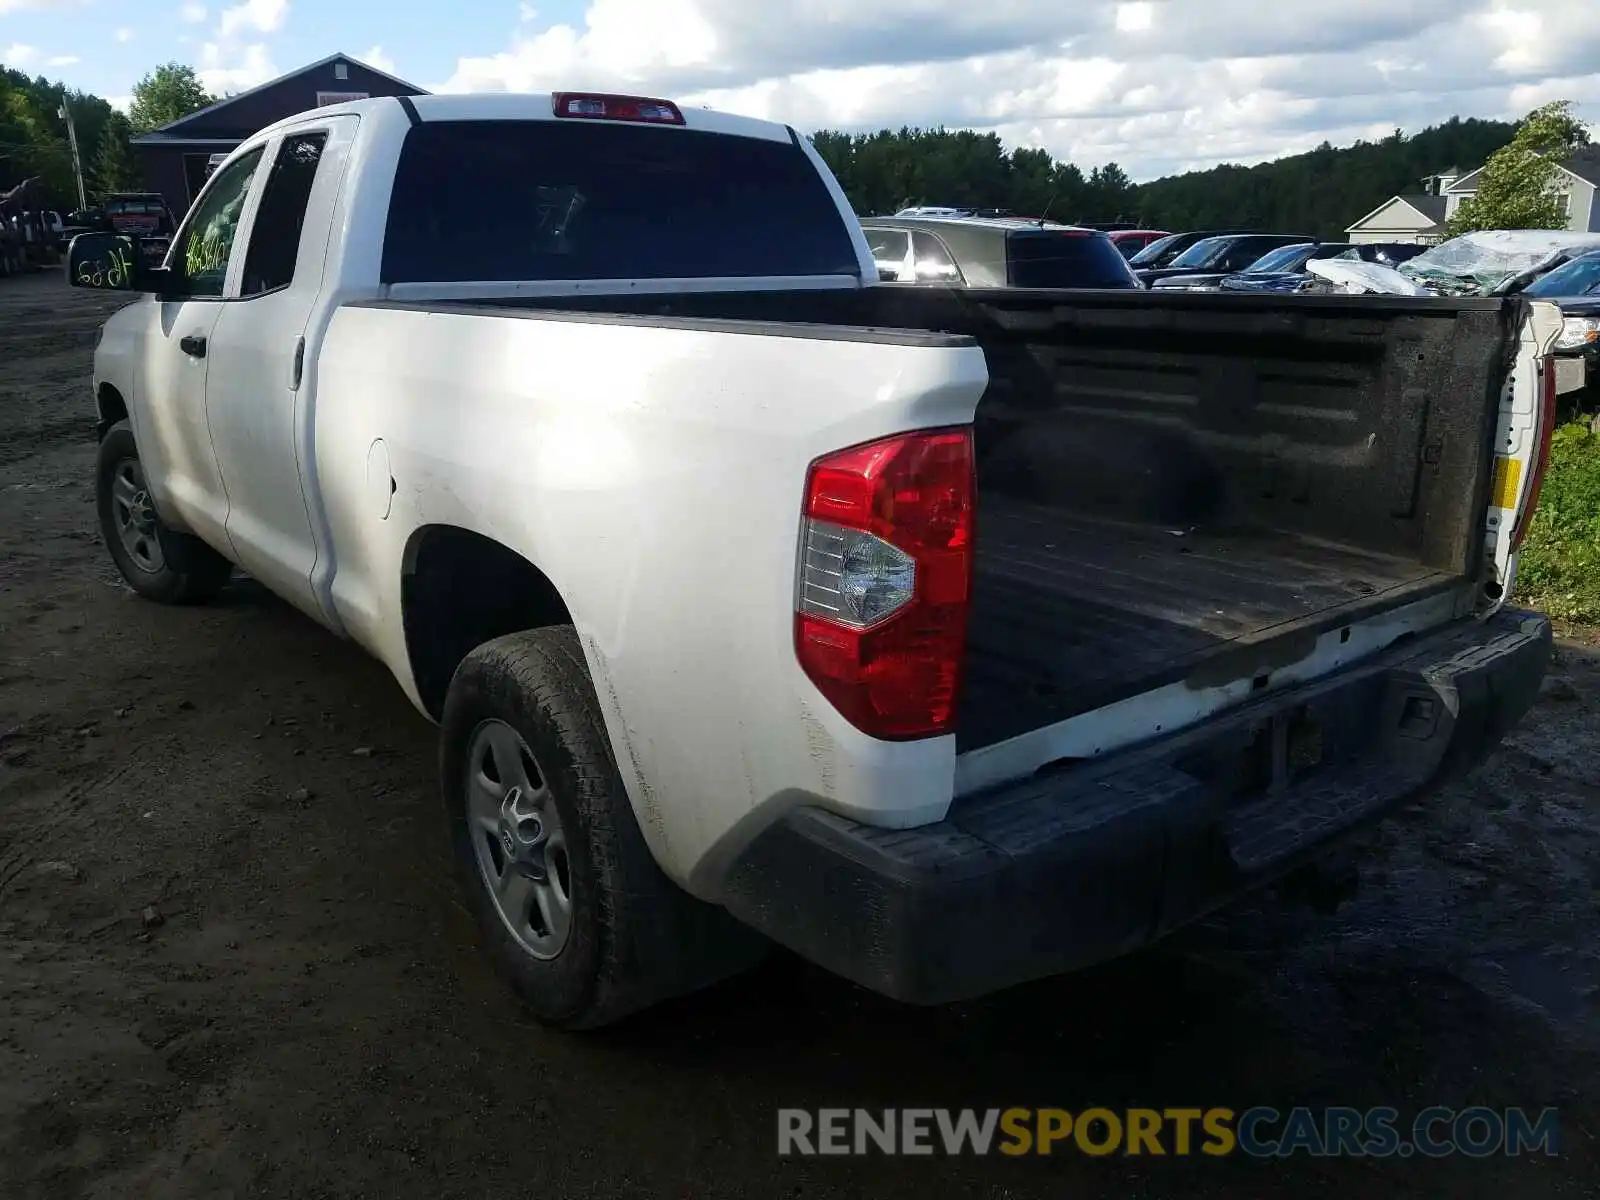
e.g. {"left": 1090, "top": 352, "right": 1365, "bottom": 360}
{"left": 440, "top": 626, "right": 764, "bottom": 1028}
{"left": 96, "top": 420, "right": 233, "bottom": 605}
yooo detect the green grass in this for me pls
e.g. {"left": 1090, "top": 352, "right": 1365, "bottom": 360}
{"left": 1516, "top": 422, "right": 1600, "bottom": 622}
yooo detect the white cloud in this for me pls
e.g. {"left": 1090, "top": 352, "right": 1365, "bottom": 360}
{"left": 361, "top": 44, "right": 398, "bottom": 76}
{"left": 3, "top": 42, "right": 39, "bottom": 68}
{"left": 433, "top": 0, "right": 1600, "bottom": 179}
{"left": 197, "top": 40, "right": 278, "bottom": 93}
{"left": 198, "top": 0, "right": 288, "bottom": 95}
{"left": 218, "top": 0, "right": 287, "bottom": 38}
{"left": 47, "top": 53, "right": 79, "bottom": 65}
{"left": 181, "top": 2, "right": 208, "bottom": 22}
{"left": 0, "top": 0, "right": 85, "bottom": 11}
{"left": 439, "top": 0, "right": 719, "bottom": 93}
{"left": 114, "top": 27, "right": 134, "bottom": 42}
{"left": 1115, "top": 3, "right": 1153, "bottom": 34}
{"left": 106, "top": 94, "right": 132, "bottom": 112}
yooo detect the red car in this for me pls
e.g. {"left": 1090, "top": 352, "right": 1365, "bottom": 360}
{"left": 103, "top": 193, "right": 176, "bottom": 267}
{"left": 1108, "top": 229, "right": 1171, "bottom": 258}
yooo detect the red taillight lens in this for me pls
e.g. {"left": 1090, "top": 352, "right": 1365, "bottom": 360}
{"left": 1511, "top": 354, "right": 1560, "bottom": 551}
{"left": 551, "top": 93, "right": 685, "bottom": 124}
{"left": 795, "top": 428, "right": 975, "bottom": 740}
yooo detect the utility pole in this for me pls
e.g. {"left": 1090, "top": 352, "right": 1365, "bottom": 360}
{"left": 57, "top": 96, "right": 87, "bottom": 211}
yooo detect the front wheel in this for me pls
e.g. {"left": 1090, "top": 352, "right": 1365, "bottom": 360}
{"left": 440, "top": 626, "right": 764, "bottom": 1029}
{"left": 96, "top": 420, "right": 233, "bottom": 605}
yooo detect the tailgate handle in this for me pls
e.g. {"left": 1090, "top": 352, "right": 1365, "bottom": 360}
{"left": 179, "top": 335, "right": 207, "bottom": 358}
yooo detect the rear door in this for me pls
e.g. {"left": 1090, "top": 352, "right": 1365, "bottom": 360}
{"left": 205, "top": 117, "right": 357, "bottom": 625}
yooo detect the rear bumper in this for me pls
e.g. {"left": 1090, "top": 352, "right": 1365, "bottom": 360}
{"left": 718, "top": 609, "right": 1551, "bottom": 1004}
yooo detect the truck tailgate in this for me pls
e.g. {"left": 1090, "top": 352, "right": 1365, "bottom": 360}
{"left": 951, "top": 291, "right": 1525, "bottom": 750}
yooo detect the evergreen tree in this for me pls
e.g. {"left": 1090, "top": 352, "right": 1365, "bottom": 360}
{"left": 90, "top": 114, "right": 138, "bottom": 199}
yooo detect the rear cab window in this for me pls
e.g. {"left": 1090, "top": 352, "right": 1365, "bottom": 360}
{"left": 1007, "top": 231, "right": 1138, "bottom": 288}
{"left": 382, "top": 120, "right": 862, "bottom": 283}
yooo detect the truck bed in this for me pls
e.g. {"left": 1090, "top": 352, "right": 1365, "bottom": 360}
{"left": 959, "top": 501, "right": 1455, "bottom": 749}
{"left": 427, "top": 286, "right": 1525, "bottom": 752}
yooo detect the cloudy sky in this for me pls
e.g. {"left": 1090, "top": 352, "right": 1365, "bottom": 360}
{"left": 1, "top": 0, "right": 1595, "bottom": 178}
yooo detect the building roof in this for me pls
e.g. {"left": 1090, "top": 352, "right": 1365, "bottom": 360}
{"left": 1345, "top": 192, "right": 1445, "bottom": 233}
{"left": 1443, "top": 148, "right": 1600, "bottom": 195}
{"left": 1399, "top": 193, "right": 1447, "bottom": 222}
{"left": 131, "top": 52, "right": 427, "bottom": 144}
{"left": 1559, "top": 146, "right": 1600, "bottom": 186}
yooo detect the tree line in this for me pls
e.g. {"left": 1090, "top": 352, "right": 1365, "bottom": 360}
{"left": 812, "top": 116, "right": 1526, "bottom": 237}
{"left": 1, "top": 65, "right": 136, "bottom": 204}
{"left": 1, "top": 61, "right": 214, "bottom": 208}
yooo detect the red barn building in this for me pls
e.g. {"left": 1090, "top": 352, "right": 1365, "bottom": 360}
{"left": 130, "top": 52, "right": 427, "bottom": 219}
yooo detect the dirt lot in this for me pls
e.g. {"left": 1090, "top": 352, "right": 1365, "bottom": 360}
{"left": 2, "top": 271, "right": 1599, "bottom": 1198}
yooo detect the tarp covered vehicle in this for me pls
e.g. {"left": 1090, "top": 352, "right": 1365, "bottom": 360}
{"left": 1308, "top": 230, "right": 1600, "bottom": 297}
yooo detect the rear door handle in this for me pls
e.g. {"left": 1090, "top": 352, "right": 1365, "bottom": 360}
{"left": 180, "top": 335, "right": 207, "bottom": 358}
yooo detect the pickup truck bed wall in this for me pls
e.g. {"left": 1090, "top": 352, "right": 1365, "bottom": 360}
{"left": 439, "top": 288, "right": 1523, "bottom": 750}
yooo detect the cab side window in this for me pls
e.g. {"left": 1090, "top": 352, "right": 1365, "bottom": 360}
{"left": 912, "top": 231, "right": 961, "bottom": 282}
{"left": 240, "top": 133, "right": 328, "bottom": 297}
{"left": 174, "top": 148, "right": 264, "bottom": 297}
{"left": 867, "top": 228, "right": 911, "bottom": 280}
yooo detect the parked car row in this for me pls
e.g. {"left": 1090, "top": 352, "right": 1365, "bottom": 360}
{"left": 862, "top": 213, "right": 1431, "bottom": 296}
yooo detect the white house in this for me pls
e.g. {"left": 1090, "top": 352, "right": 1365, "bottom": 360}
{"left": 1344, "top": 191, "right": 1448, "bottom": 245}
{"left": 1347, "top": 149, "right": 1600, "bottom": 244}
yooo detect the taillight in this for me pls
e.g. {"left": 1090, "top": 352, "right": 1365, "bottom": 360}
{"left": 795, "top": 428, "right": 975, "bottom": 740}
{"left": 551, "top": 93, "right": 685, "bottom": 125}
{"left": 1511, "top": 353, "right": 1559, "bottom": 551}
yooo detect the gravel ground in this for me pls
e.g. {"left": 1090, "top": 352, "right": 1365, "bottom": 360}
{"left": 2, "top": 270, "right": 1599, "bottom": 1199}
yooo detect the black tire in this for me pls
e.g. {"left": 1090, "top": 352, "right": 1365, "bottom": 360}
{"left": 96, "top": 420, "right": 233, "bottom": 605}
{"left": 441, "top": 626, "right": 765, "bottom": 1029}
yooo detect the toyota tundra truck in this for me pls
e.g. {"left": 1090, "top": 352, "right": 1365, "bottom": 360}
{"left": 68, "top": 92, "right": 1557, "bottom": 1029}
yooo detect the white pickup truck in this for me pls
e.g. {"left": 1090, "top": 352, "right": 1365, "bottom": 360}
{"left": 70, "top": 92, "right": 1557, "bottom": 1029}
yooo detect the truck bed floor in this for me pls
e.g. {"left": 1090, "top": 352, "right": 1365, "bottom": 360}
{"left": 957, "top": 500, "right": 1456, "bottom": 752}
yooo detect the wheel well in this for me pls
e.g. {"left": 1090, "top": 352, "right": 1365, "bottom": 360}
{"left": 97, "top": 384, "right": 128, "bottom": 440}
{"left": 402, "top": 526, "right": 574, "bottom": 720}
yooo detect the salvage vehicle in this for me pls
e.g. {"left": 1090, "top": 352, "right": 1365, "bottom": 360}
{"left": 1209, "top": 242, "right": 1427, "bottom": 295}
{"left": 102, "top": 192, "right": 175, "bottom": 266}
{"left": 861, "top": 215, "right": 1141, "bottom": 288}
{"left": 70, "top": 92, "right": 1557, "bottom": 1029}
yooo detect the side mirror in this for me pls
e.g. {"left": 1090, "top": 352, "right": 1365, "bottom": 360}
{"left": 67, "top": 232, "right": 148, "bottom": 292}
{"left": 876, "top": 264, "right": 904, "bottom": 283}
